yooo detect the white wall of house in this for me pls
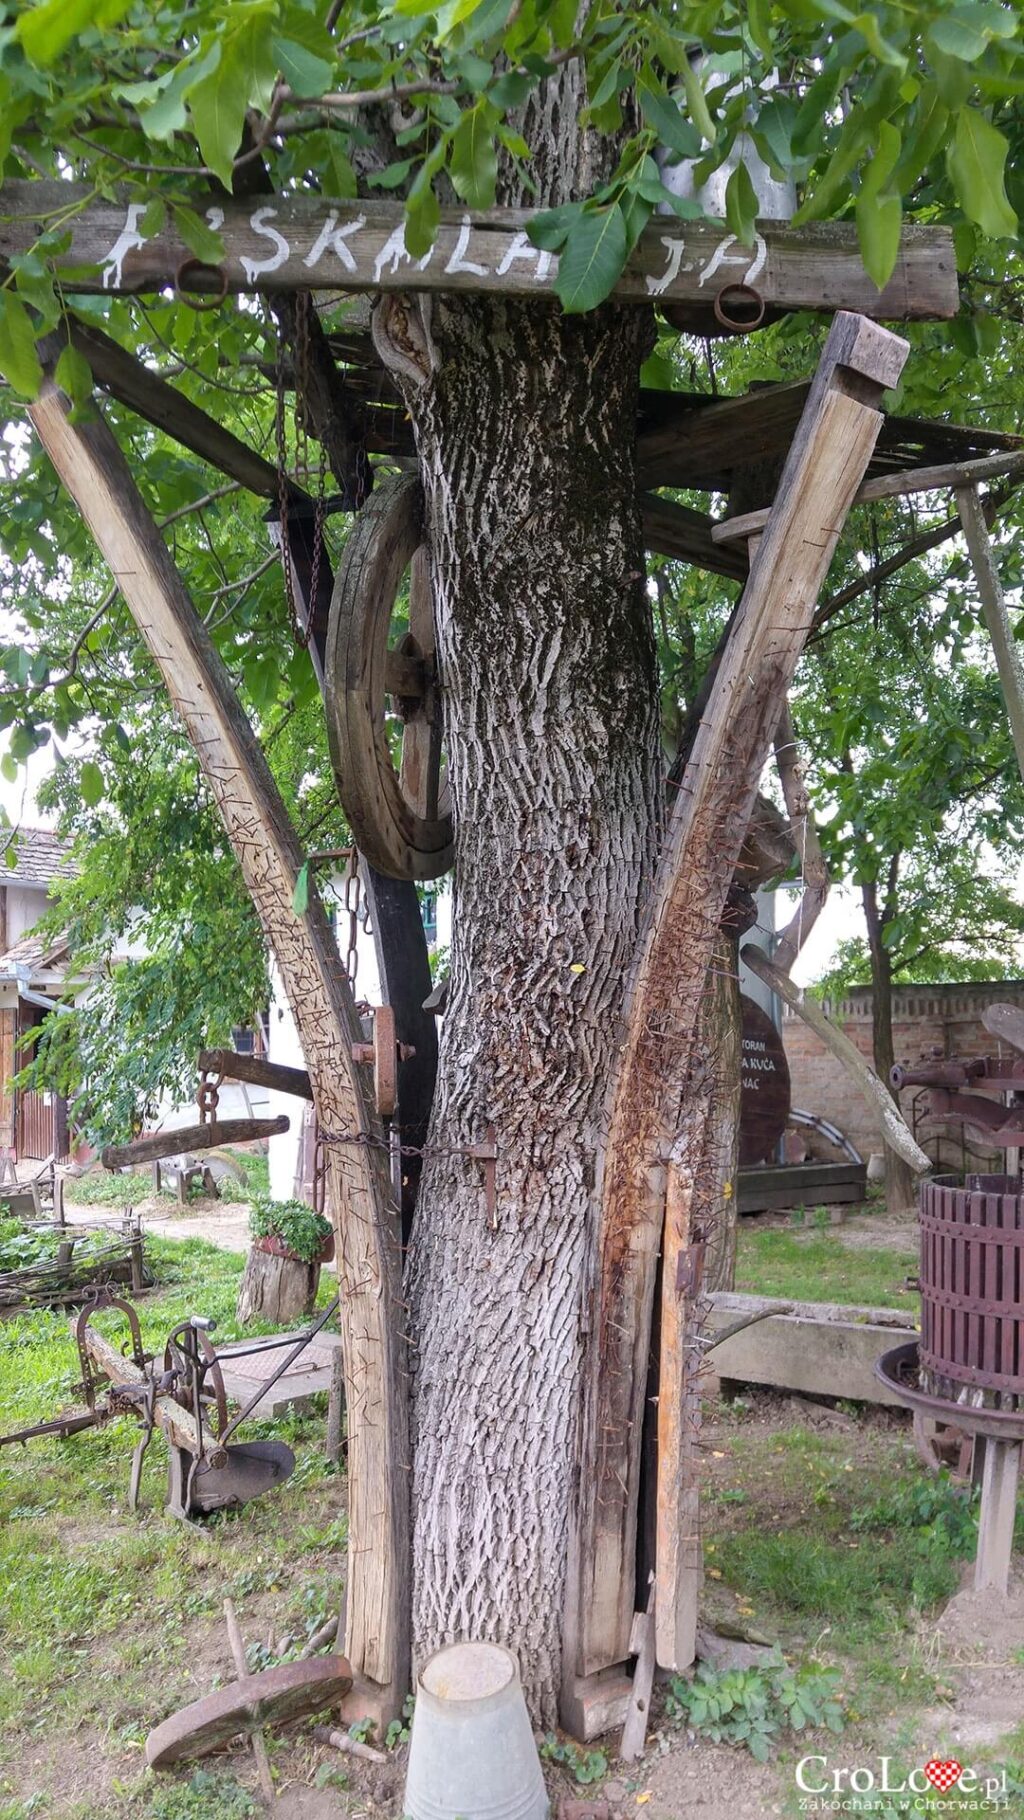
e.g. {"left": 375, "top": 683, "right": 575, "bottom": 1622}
{"left": 267, "top": 880, "right": 450, "bottom": 1202}
{"left": 6, "top": 883, "right": 49, "bottom": 946}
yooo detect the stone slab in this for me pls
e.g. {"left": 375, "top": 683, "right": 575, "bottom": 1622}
{"left": 217, "top": 1329, "right": 343, "bottom": 1418}
{"left": 706, "top": 1290, "right": 916, "bottom": 1407}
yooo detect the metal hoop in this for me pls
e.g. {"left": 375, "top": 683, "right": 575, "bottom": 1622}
{"left": 174, "top": 257, "right": 229, "bottom": 311}
{"left": 713, "top": 282, "right": 766, "bottom": 334}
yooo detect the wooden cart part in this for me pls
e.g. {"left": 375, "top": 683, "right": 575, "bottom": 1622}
{"left": 146, "top": 1655, "right": 353, "bottom": 1768}
{"left": 101, "top": 1116, "right": 290, "bottom": 1171}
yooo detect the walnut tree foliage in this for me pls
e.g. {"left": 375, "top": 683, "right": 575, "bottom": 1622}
{"left": 0, "top": 0, "right": 1022, "bottom": 1134}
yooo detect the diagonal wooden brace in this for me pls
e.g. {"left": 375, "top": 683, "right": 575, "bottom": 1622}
{"left": 568, "top": 314, "right": 910, "bottom": 1693}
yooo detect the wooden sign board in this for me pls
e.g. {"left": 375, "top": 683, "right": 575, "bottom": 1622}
{"left": 739, "top": 991, "right": 791, "bottom": 1166}
{"left": 0, "top": 182, "right": 957, "bottom": 318}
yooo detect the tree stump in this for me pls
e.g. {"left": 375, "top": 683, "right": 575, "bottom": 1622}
{"left": 236, "top": 1243, "right": 320, "bottom": 1325}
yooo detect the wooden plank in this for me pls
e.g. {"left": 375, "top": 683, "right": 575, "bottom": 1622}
{"left": 79, "top": 1320, "right": 208, "bottom": 1455}
{"left": 0, "top": 184, "right": 957, "bottom": 318}
{"left": 956, "top": 483, "right": 1024, "bottom": 786}
{"left": 101, "top": 1116, "right": 289, "bottom": 1170}
{"left": 655, "top": 1165, "right": 700, "bottom": 1673}
{"left": 198, "top": 1048, "right": 314, "bottom": 1100}
{"left": 713, "top": 449, "right": 1024, "bottom": 544}
{"left": 975, "top": 1439, "right": 1021, "bottom": 1594}
{"left": 640, "top": 494, "right": 748, "bottom": 579}
{"left": 571, "top": 313, "right": 911, "bottom": 1679}
{"left": 68, "top": 318, "right": 286, "bottom": 500}
{"left": 28, "top": 351, "right": 409, "bottom": 1717}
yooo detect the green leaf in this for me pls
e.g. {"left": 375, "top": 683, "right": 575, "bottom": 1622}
{"left": 637, "top": 75, "right": 701, "bottom": 158}
{"left": 724, "top": 161, "right": 759, "bottom": 247}
{"left": 450, "top": 102, "right": 498, "bottom": 208}
{"left": 948, "top": 109, "right": 1018, "bottom": 240}
{"left": 16, "top": 0, "right": 133, "bottom": 67}
{"left": 172, "top": 206, "right": 225, "bottom": 264}
{"left": 855, "top": 119, "right": 902, "bottom": 288}
{"left": 555, "top": 203, "right": 628, "bottom": 313}
{"left": 188, "top": 18, "right": 276, "bottom": 187}
{"left": 0, "top": 291, "right": 42, "bottom": 399}
{"left": 928, "top": 14, "right": 989, "bottom": 59}
{"left": 527, "top": 204, "right": 576, "bottom": 252}
{"left": 271, "top": 33, "right": 334, "bottom": 99}
{"left": 292, "top": 863, "right": 310, "bottom": 917}
{"left": 681, "top": 58, "right": 716, "bottom": 144}
{"left": 54, "top": 343, "right": 94, "bottom": 410}
{"left": 79, "top": 760, "right": 104, "bottom": 807}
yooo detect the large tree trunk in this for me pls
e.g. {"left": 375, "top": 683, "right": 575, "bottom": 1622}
{"left": 376, "top": 292, "right": 660, "bottom": 1719}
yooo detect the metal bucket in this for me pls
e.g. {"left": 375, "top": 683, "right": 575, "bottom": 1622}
{"left": 403, "top": 1642, "right": 548, "bottom": 1820}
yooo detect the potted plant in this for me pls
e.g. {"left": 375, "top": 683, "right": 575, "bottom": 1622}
{"left": 237, "top": 1195, "right": 335, "bottom": 1325}
{"left": 249, "top": 1194, "right": 335, "bottom": 1265}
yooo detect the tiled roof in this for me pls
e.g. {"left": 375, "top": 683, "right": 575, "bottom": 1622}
{"left": 0, "top": 828, "right": 76, "bottom": 887}
{"left": 0, "top": 931, "right": 71, "bottom": 979}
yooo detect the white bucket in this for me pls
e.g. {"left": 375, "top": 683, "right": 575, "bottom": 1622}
{"left": 403, "top": 1642, "right": 548, "bottom": 1820}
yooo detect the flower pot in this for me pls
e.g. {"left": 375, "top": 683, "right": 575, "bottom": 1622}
{"left": 254, "top": 1229, "right": 335, "bottom": 1265}
{"left": 404, "top": 1642, "right": 548, "bottom": 1820}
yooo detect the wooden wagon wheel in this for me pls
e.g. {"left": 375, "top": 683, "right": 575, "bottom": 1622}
{"left": 145, "top": 1655, "right": 353, "bottom": 1767}
{"left": 326, "top": 471, "right": 453, "bottom": 881}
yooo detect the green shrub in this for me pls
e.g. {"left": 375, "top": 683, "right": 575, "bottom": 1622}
{"left": 248, "top": 1195, "right": 331, "bottom": 1263}
{"left": 666, "top": 1651, "right": 844, "bottom": 1761}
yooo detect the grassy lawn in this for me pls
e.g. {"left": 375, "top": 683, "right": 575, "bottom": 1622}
{"left": 701, "top": 1400, "right": 1024, "bottom": 1813}
{"left": 0, "top": 1234, "right": 350, "bottom": 1820}
{"left": 735, "top": 1222, "right": 918, "bottom": 1308}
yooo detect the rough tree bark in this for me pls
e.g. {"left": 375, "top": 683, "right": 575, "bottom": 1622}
{"left": 376, "top": 291, "right": 662, "bottom": 1719}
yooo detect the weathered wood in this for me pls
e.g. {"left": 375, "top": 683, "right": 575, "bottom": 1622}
{"left": 69, "top": 317, "right": 285, "bottom": 500}
{"left": 772, "top": 701, "right": 829, "bottom": 975}
{"left": 655, "top": 1166, "right": 700, "bottom": 1674}
{"left": 78, "top": 1319, "right": 207, "bottom": 1455}
{"left": 619, "top": 1579, "right": 657, "bottom": 1764}
{"left": 29, "top": 354, "right": 409, "bottom": 1717}
{"left": 237, "top": 1244, "right": 319, "bottom": 1325}
{"left": 640, "top": 493, "right": 748, "bottom": 579}
{"left": 956, "top": 483, "right": 1024, "bottom": 786}
{"left": 741, "top": 946, "right": 930, "bottom": 1172}
{"left": 975, "top": 1439, "right": 1021, "bottom": 1594}
{"left": 101, "top": 1116, "right": 289, "bottom": 1170}
{"left": 573, "top": 314, "right": 910, "bottom": 1677}
{"left": 199, "top": 1048, "right": 314, "bottom": 1100}
{"left": 714, "top": 448, "right": 1024, "bottom": 541}
{"left": 0, "top": 184, "right": 957, "bottom": 317}
{"left": 223, "top": 1599, "right": 276, "bottom": 1806}
{"left": 325, "top": 470, "right": 453, "bottom": 880}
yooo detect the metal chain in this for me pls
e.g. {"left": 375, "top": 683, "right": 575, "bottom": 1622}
{"left": 272, "top": 304, "right": 306, "bottom": 647}
{"left": 295, "top": 293, "right": 329, "bottom": 630}
{"left": 342, "top": 847, "right": 362, "bottom": 995}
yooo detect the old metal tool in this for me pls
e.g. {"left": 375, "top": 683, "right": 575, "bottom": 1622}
{"left": 1, "top": 1290, "right": 341, "bottom": 1521}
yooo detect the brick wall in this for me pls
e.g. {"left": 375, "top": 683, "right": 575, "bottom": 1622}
{"left": 782, "top": 980, "right": 1024, "bottom": 1165}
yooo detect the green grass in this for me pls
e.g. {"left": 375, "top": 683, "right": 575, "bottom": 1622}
{"left": 63, "top": 1148, "right": 269, "bottom": 1209}
{"left": 0, "top": 1235, "right": 345, "bottom": 1818}
{"left": 735, "top": 1226, "right": 917, "bottom": 1308}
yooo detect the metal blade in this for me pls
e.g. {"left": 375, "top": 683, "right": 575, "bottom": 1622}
{"left": 186, "top": 1440, "right": 295, "bottom": 1515}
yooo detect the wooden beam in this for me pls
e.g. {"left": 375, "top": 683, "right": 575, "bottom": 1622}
{"left": 570, "top": 313, "right": 910, "bottom": 1680}
{"left": 956, "top": 483, "right": 1024, "bottom": 786}
{"left": 198, "top": 1049, "right": 314, "bottom": 1100}
{"left": 28, "top": 352, "right": 409, "bottom": 1722}
{"left": 641, "top": 494, "right": 748, "bottom": 580}
{"left": 101, "top": 1116, "right": 290, "bottom": 1170}
{"left": 655, "top": 1164, "right": 701, "bottom": 1674}
{"left": 0, "top": 183, "right": 957, "bottom": 318}
{"left": 741, "top": 945, "right": 930, "bottom": 1172}
{"left": 69, "top": 317, "right": 286, "bottom": 499}
{"left": 713, "top": 448, "right": 1024, "bottom": 544}
{"left": 79, "top": 1318, "right": 211, "bottom": 1456}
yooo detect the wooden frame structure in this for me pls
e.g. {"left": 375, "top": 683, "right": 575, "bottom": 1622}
{"left": 6, "top": 181, "right": 1022, "bottom": 1736}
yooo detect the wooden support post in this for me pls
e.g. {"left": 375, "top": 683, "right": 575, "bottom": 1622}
{"left": 955, "top": 484, "right": 1024, "bottom": 787}
{"left": 975, "top": 1439, "right": 1021, "bottom": 1595}
{"left": 740, "top": 946, "right": 930, "bottom": 1173}
{"left": 570, "top": 314, "right": 911, "bottom": 1687}
{"left": 655, "top": 1165, "right": 701, "bottom": 1675}
{"left": 30, "top": 355, "right": 409, "bottom": 1726}
{"left": 198, "top": 1049, "right": 314, "bottom": 1100}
